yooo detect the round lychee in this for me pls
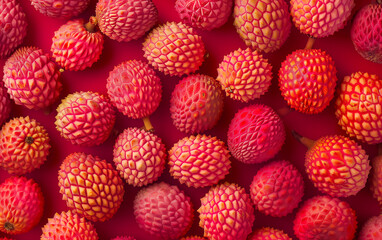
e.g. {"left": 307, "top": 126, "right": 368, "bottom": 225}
{"left": 134, "top": 182, "right": 194, "bottom": 239}
{"left": 249, "top": 227, "right": 291, "bottom": 240}
{"left": 371, "top": 154, "right": 382, "bottom": 205}
{"left": 227, "top": 104, "right": 285, "bottom": 164}
{"left": 170, "top": 74, "right": 223, "bottom": 134}
{"left": 234, "top": 0, "right": 291, "bottom": 53}
{"left": 359, "top": 215, "right": 382, "bottom": 240}
{"left": 217, "top": 48, "right": 272, "bottom": 102}
{"left": 143, "top": 22, "right": 206, "bottom": 76}
{"left": 198, "top": 182, "right": 255, "bottom": 240}
{"left": 0, "top": 81, "right": 11, "bottom": 126}
{"left": 58, "top": 152, "right": 125, "bottom": 222}
{"left": 111, "top": 237, "right": 135, "bottom": 240}
{"left": 31, "top": 0, "right": 90, "bottom": 18}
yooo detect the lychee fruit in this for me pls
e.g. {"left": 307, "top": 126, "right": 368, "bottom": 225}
{"left": 227, "top": 104, "right": 285, "bottom": 164}
{"left": 58, "top": 152, "right": 125, "bottom": 222}
{"left": 359, "top": 215, "right": 382, "bottom": 240}
{"left": 181, "top": 237, "right": 206, "bottom": 240}
{"left": 217, "top": 48, "right": 272, "bottom": 102}
{"left": 143, "top": 22, "right": 206, "bottom": 76}
{"left": 170, "top": 74, "right": 223, "bottom": 134}
{"left": 0, "top": 81, "right": 11, "bottom": 126}
{"left": 31, "top": 0, "right": 90, "bottom": 19}
{"left": 111, "top": 237, "right": 135, "bottom": 240}
{"left": 248, "top": 227, "right": 291, "bottom": 240}
{"left": 370, "top": 150, "right": 382, "bottom": 205}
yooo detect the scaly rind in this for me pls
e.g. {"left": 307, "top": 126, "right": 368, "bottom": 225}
{"left": 0, "top": 81, "right": 11, "bottom": 126}
{"left": 31, "top": 0, "right": 90, "bottom": 19}
{"left": 371, "top": 155, "right": 382, "bottom": 205}
{"left": 248, "top": 227, "right": 292, "bottom": 240}
{"left": 359, "top": 215, "right": 382, "bottom": 240}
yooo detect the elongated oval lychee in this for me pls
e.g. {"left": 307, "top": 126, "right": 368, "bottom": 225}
{"left": 249, "top": 227, "right": 291, "bottom": 240}
{"left": 359, "top": 215, "right": 382, "bottom": 240}
{"left": 0, "top": 81, "right": 11, "bottom": 126}
{"left": 31, "top": 0, "right": 90, "bottom": 18}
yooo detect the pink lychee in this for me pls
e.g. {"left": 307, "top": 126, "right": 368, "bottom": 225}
{"left": 31, "top": 0, "right": 90, "bottom": 18}
{"left": 359, "top": 215, "right": 382, "bottom": 240}
{"left": 0, "top": 81, "right": 11, "bottom": 126}
{"left": 248, "top": 227, "right": 292, "bottom": 240}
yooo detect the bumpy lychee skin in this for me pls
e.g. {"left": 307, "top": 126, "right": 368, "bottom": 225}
{"left": 170, "top": 74, "right": 223, "bottom": 134}
{"left": 3, "top": 46, "right": 62, "bottom": 110}
{"left": 335, "top": 72, "right": 382, "bottom": 144}
{"left": 41, "top": 211, "right": 99, "bottom": 240}
{"left": 31, "top": 0, "right": 90, "bottom": 19}
{"left": 250, "top": 160, "right": 304, "bottom": 217}
{"left": 249, "top": 227, "right": 291, "bottom": 240}
{"left": 0, "top": 81, "right": 11, "bottom": 126}
{"left": 134, "top": 182, "right": 194, "bottom": 239}
{"left": 198, "top": 182, "right": 255, "bottom": 240}
{"left": 294, "top": 196, "right": 357, "bottom": 240}
{"left": 168, "top": 134, "right": 231, "bottom": 188}
{"left": 107, "top": 60, "right": 162, "bottom": 119}
{"left": 111, "top": 237, "right": 135, "bottom": 240}
{"left": 0, "top": 116, "right": 50, "bottom": 175}
{"left": 55, "top": 91, "right": 116, "bottom": 147}
{"left": 96, "top": 0, "right": 157, "bottom": 42}
{"left": 143, "top": 22, "right": 206, "bottom": 76}
{"left": 359, "top": 215, "right": 382, "bottom": 240}
{"left": 0, "top": 177, "right": 44, "bottom": 235}
{"left": 58, "top": 152, "right": 125, "bottom": 222}
{"left": 234, "top": 0, "right": 291, "bottom": 53}
{"left": 279, "top": 49, "right": 337, "bottom": 114}
{"left": 217, "top": 48, "right": 272, "bottom": 102}
{"left": 227, "top": 104, "right": 285, "bottom": 164}
{"left": 113, "top": 127, "right": 166, "bottom": 187}
{"left": 371, "top": 154, "right": 382, "bottom": 205}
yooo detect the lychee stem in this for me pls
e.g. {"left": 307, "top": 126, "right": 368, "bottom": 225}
{"left": 84, "top": 16, "right": 98, "bottom": 33}
{"left": 292, "top": 130, "right": 315, "bottom": 149}
{"left": 142, "top": 116, "right": 154, "bottom": 132}
{"left": 305, "top": 37, "right": 316, "bottom": 50}
{"left": 25, "top": 136, "right": 34, "bottom": 144}
{"left": 4, "top": 222, "right": 14, "bottom": 231}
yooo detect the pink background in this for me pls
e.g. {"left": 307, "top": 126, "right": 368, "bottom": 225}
{"left": 0, "top": 0, "right": 381, "bottom": 239}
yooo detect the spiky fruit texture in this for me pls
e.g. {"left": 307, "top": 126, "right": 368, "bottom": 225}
{"left": 359, "top": 215, "right": 382, "bottom": 240}
{"left": 96, "top": 0, "right": 157, "bottom": 42}
{"left": 58, "top": 152, "right": 124, "bottom": 222}
{"left": 31, "top": 0, "right": 90, "bottom": 18}
{"left": 248, "top": 227, "right": 291, "bottom": 240}
{"left": 0, "top": 0, "right": 27, "bottom": 58}
{"left": 335, "top": 72, "right": 382, "bottom": 144}
{"left": 175, "top": 0, "right": 232, "bottom": 30}
{"left": 227, "top": 104, "right": 285, "bottom": 164}
{"left": 217, "top": 48, "right": 272, "bottom": 102}
{"left": 134, "top": 182, "right": 194, "bottom": 239}
{"left": 41, "top": 211, "right": 99, "bottom": 240}
{"left": 198, "top": 182, "right": 255, "bottom": 240}
{"left": 181, "top": 237, "right": 206, "bottom": 240}
{"left": 107, "top": 60, "right": 162, "bottom": 119}
{"left": 0, "top": 176, "right": 44, "bottom": 235}
{"left": 371, "top": 155, "right": 382, "bottom": 205}
{"left": 168, "top": 134, "right": 231, "bottom": 188}
{"left": 3, "top": 46, "right": 62, "bottom": 110}
{"left": 294, "top": 196, "right": 357, "bottom": 240}
{"left": 279, "top": 49, "right": 337, "bottom": 114}
{"left": 233, "top": 0, "right": 291, "bottom": 53}
{"left": 170, "top": 74, "right": 224, "bottom": 134}
{"left": 0, "top": 116, "right": 50, "bottom": 175}
{"left": 55, "top": 91, "right": 116, "bottom": 146}
{"left": 113, "top": 127, "right": 166, "bottom": 187}
{"left": 250, "top": 160, "right": 304, "bottom": 217}
{"left": 0, "top": 82, "right": 11, "bottom": 126}
{"left": 111, "top": 237, "right": 135, "bottom": 240}
{"left": 143, "top": 22, "right": 206, "bottom": 76}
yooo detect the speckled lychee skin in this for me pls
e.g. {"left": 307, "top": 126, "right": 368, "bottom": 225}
{"left": 227, "top": 104, "right": 285, "bottom": 164}
{"left": 335, "top": 72, "right": 382, "bottom": 145}
{"left": 371, "top": 154, "right": 382, "bottom": 205}
{"left": 111, "top": 236, "right": 135, "bottom": 240}
{"left": 175, "top": 0, "right": 232, "bottom": 30}
{"left": 217, "top": 48, "right": 272, "bottom": 102}
{"left": 143, "top": 22, "right": 206, "bottom": 76}
{"left": 55, "top": 91, "right": 116, "bottom": 147}
{"left": 198, "top": 182, "right": 255, "bottom": 240}
{"left": 58, "top": 152, "right": 125, "bottom": 222}
{"left": 250, "top": 160, "right": 304, "bottom": 217}
{"left": 248, "top": 227, "right": 291, "bottom": 240}
{"left": 134, "top": 182, "right": 194, "bottom": 239}
{"left": 3, "top": 46, "right": 62, "bottom": 110}
{"left": 107, "top": 60, "right": 162, "bottom": 119}
{"left": 169, "top": 134, "right": 231, "bottom": 188}
{"left": 0, "top": 116, "right": 50, "bottom": 175}
{"left": 170, "top": 74, "right": 223, "bottom": 134}
{"left": 31, "top": 0, "right": 90, "bottom": 19}
{"left": 41, "top": 211, "right": 99, "bottom": 240}
{"left": 234, "top": 0, "right": 291, "bottom": 53}
{"left": 0, "top": 81, "right": 11, "bottom": 126}
{"left": 359, "top": 215, "right": 382, "bottom": 240}
{"left": 96, "top": 0, "right": 157, "bottom": 42}
{"left": 294, "top": 196, "right": 357, "bottom": 240}
{"left": 113, "top": 127, "right": 166, "bottom": 187}
{"left": 0, "top": 177, "right": 44, "bottom": 235}
{"left": 279, "top": 49, "right": 337, "bottom": 114}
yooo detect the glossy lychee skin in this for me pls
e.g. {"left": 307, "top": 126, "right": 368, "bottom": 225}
{"left": 31, "top": 0, "right": 90, "bottom": 18}
{"left": 55, "top": 91, "right": 116, "bottom": 147}
{"left": 134, "top": 182, "right": 194, "bottom": 239}
{"left": 249, "top": 227, "right": 291, "bottom": 240}
{"left": 170, "top": 74, "right": 224, "bottom": 134}
{"left": 371, "top": 155, "right": 382, "bottom": 205}
{"left": 0, "top": 177, "right": 44, "bottom": 235}
{"left": 143, "top": 22, "right": 206, "bottom": 76}
{"left": 198, "top": 182, "right": 255, "bottom": 240}
{"left": 58, "top": 152, "right": 125, "bottom": 222}
{"left": 0, "top": 116, "right": 50, "bottom": 175}
{"left": 234, "top": 0, "right": 291, "bottom": 53}
{"left": 294, "top": 196, "right": 357, "bottom": 240}
{"left": 113, "top": 127, "right": 166, "bottom": 187}
{"left": 359, "top": 215, "right": 382, "bottom": 240}
{"left": 227, "top": 104, "right": 285, "bottom": 164}
{"left": 217, "top": 48, "right": 272, "bottom": 102}
{"left": 107, "top": 60, "right": 162, "bottom": 119}
{"left": 3, "top": 46, "right": 62, "bottom": 110}
{"left": 41, "top": 211, "right": 99, "bottom": 240}
{"left": 279, "top": 49, "right": 337, "bottom": 114}
{"left": 168, "top": 134, "right": 231, "bottom": 188}
{"left": 111, "top": 237, "right": 135, "bottom": 240}
{"left": 0, "top": 81, "right": 11, "bottom": 126}
{"left": 335, "top": 72, "right": 382, "bottom": 145}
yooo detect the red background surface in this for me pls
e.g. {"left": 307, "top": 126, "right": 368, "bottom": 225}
{"left": 0, "top": 0, "right": 381, "bottom": 239}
